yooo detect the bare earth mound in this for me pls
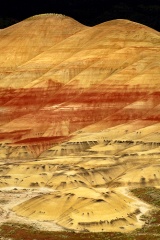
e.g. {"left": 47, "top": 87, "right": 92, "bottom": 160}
{"left": 0, "top": 14, "right": 159, "bottom": 233}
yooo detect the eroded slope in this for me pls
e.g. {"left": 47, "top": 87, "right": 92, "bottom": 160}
{"left": 0, "top": 16, "right": 159, "bottom": 232}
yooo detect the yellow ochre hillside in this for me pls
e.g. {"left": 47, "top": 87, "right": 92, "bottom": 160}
{"left": 0, "top": 14, "right": 159, "bottom": 233}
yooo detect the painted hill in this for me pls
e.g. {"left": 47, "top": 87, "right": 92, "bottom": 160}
{"left": 0, "top": 14, "right": 87, "bottom": 80}
{"left": 0, "top": 14, "right": 159, "bottom": 233}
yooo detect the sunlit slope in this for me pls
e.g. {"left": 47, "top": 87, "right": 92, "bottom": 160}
{"left": 0, "top": 16, "right": 159, "bottom": 232}
{"left": 0, "top": 18, "right": 159, "bottom": 155}
{"left": 13, "top": 186, "right": 145, "bottom": 232}
{"left": 0, "top": 19, "right": 159, "bottom": 88}
{"left": 0, "top": 14, "right": 87, "bottom": 79}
